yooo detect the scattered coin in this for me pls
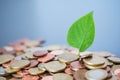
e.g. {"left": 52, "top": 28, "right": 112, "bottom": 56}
{"left": 28, "top": 67, "right": 45, "bottom": 75}
{"left": 44, "top": 45, "right": 62, "bottom": 51}
{"left": 64, "top": 67, "right": 73, "bottom": 75}
{"left": 50, "top": 50, "right": 65, "bottom": 55}
{"left": 44, "top": 61, "right": 66, "bottom": 73}
{"left": 108, "top": 57, "right": 120, "bottom": 63}
{"left": 22, "top": 75, "right": 40, "bottom": 80}
{"left": 38, "top": 63, "right": 46, "bottom": 71}
{"left": 85, "top": 69, "right": 108, "bottom": 80}
{"left": 83, "top": 55, "right": 105, "bottom": 66}
{"left": 80, "top": 51, "right": 93, "bottom": 58}
{"left": 111, "top": 65, "right": 120, "bottom": 73}
{"left": 10, "top": 60, "right": 30, "bottom": 70}
{"left": 33, "top": 50, "right": 48, "bottom": 57}
{"left": 58, "top": 53, "right": 79, "bottom": 63}
{"left": 53, "top": 73, "right": 73, "bottom": 80}
{"left": 38, "top": 53, "right": 55, "bottom": 63}
{"left": 0, "top": 54, "right": 14, "bottom": 64}
{"left": 25, "top": 60, "right": 39, "bottom": 69}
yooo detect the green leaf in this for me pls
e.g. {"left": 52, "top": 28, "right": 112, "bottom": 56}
{"left": 67, "top": 11, "right": 95, "bottom": 52}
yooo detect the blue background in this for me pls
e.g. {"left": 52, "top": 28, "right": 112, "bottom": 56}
{"left": 0, "top": 0, "right": 120, "bottom": 55}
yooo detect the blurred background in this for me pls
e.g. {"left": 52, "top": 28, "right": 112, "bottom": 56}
{"left": 0, "top": 0, "right": 120, "bottom": 55}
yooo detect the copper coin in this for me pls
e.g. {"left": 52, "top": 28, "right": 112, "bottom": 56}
{"left": 17, "top": 70, "right": 29, "bottom": 77}
{"left": 9, "top": 78, "right": 21, "bottom": 80}
{"left": 64, "top": 67, "right": 73, "bottom": 75}
{"left": 25, "top": 60, "right": 39, "bottom": 69}
{"left": 114, "top": 69, "right": 120, "bottom": 76}
{"left": 107, "top": 72, "right": 112, "bottom": 79}
{"left": 70, "top": 61, "right": 85, "bottom": 71}
{"left": 22, "top": 75, "right": 40, "bottom": 80}
{"left": 38, "top": 53, "right": 55, "bottom": 63}
{"left": 73, "top": 69, "right": 88, "bottom": 80}
{"left": 33, "top": 50, "right": 48, "bottom": 57}
{"left": 41, "top": 76, "right": 53, "bottom": 80}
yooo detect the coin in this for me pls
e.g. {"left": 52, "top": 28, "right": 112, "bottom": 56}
{"left": 58, "top": 53, "right": 79, "bottom": 63}
{"left": 38, "top": 53, "right": 55, "bottom": 63}
{"left": 25, "top": 60, "right": 39, "bottom": 69}
{"left": 41, "top": 76, "right": 53, "bottom": 80}
{"left": 33, "top": 50, "right": 48, "bottom": 57}
{"left": 93, "top": 51, "right": 112, "bottom": 57}
{"left": 25, "top": 52, "right": 36, "bottom": 59}
{"left": 17, "top": 70, "right": 29, "bottom": 77}
{"left": 12, "top": 73, "right": 22, "bottom": 78}
{"left": 10, "top": 60, "right": 30, "bottom": 70}
{"left": 53, "top": 73, "right": 73, "bottom": 80}
{"left": 73, "top": 69, "right": 87, "bottom": 80}
{"left": 5, "top": 67, "right": 19, "bottom": 73}
{"left": 0, "top": 54, "right": 14, "bottom": 64}
{"left": 50, "top": 50, "right": 65, "bottom": 55}
{"left": 22, "top": 75, "right": 40, "bottom": 80}
{"left": 85, "top": 69, "right": 108, "bottom": 80}
{"left": 0, "top": 77, "right": 6, "bottom": 80}
{"left": 80, "top": 51, "right": 93, "bottom": 58}
{"left": 84, "top": 63, "right": 107, "bottom": 69}
{"left": 83, "top": 55, "right": 105, "bottom": 66}
{"left": 70, "top": 61, "right": 85, "bottom": 71}
{"left": 44, "top": 61, "right": 66, "bottom": 73}
{"left": 28, "top": 67, "right": 45, "bottom": 75}
{"left": 108, "top": 57, "right": 120, "bottom": 63}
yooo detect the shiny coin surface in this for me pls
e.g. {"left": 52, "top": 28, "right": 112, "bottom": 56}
{"left": 85, "top": 69, "right": 108, "bottom": 80}
{"left": 25, "top": 52, "right": 36, "bottom": 59}
{"left": 53, "top": 73, "right": 73, "bottom": 80}
{"left": 73, "top": 69, "right": 87, "bottom": 80}
{"left": 80, "top": 51, "right": 93, "bottom": 58}
{"left": 58, "top": 53, "right": 79, "bottom": 63}
{"left": 84, "top": 63, "right": 107, "bottom": 69}
{"left": 0, "top": 77, "right": 6, "bottom": 80}
{"left": 22, "top": 75, "right": 40, "bottom": 80}
{"left": 64, "top": 68, "right": 73, "bottom": 75}
{"left": 25, "top": 60, "right": 39, "bottom": 69}
{"left": 10, "top": 60, "right": 30, "bottom": 70}
{"left": 28, "top": 67, "right": 45, "bottom": 75}
{"left": 108, "top": 57, "right": 120, "bottom": 63}
{"left": 83, "top": 55, "right": 105, "bottom": 66}
{"left": 0, "top": 54, "right": 14, "bottom": 64}
{"left": 93, "top": 51, "right": 112, "bottom": 57}
{"left": 44, "top": 61, "right": 66, "bottom": 73}
{"left": 50, "top": 50, "right": 64, "bottom": 55}
{"left": 38, "top": 53, "right": 55, "bottom": 63}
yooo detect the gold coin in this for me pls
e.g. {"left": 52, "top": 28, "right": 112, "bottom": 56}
{"left": 108, "top": 57, "right": 120, "bottom": 63}
{"left": 0, "top": 77, "right": 6, "bottom": 80}
{"left": 53, "top": 73, "right": 73, "bottom": 80}
{"left": 58, "top": 53, "right": 79, "bottom": 63}
{"left": 85, "top": 69, "right": 108, "bottom": 80}
{"left": 5, "top": 67, "right": 19, "bottom": 73}
{"left": 0, "top": 54, "right": 14, "bottom": 64}
{"left": 83, "top": 55, "right": 105, "bottom": 66}
{"left": 28, "top": 67, "right": 45, "bottom": 75}
{"left": 38, "top": 63, "right": 46, "bottom": 71}
{"left": 44, "top": 61, "right": 66, "bottom": 73}
{"left": 25, "top": 52, "right": 36, "bottom": 59}
{"left": 10, "top": 60, "right": 30, "bottom": 70}
{"left": 84, "top": 63, "right": 107, "bottom": 69}
{"left": 104, "top": 58, "right": 113, "bottom": 66}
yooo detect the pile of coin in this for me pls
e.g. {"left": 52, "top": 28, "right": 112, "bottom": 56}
{"left": 0, "top": 38, "right": 120, "bottom": 80}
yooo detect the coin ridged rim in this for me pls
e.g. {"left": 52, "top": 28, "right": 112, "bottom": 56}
{"left": 85, "top": 69, "right": 108, "bottom": 80}
{"left": 108, "top": 57, "right": 120, "bottom": 63}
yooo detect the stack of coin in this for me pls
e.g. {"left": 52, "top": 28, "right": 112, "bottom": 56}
{"left": 0, "top": 38, "right": 120, "bottom": 80}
